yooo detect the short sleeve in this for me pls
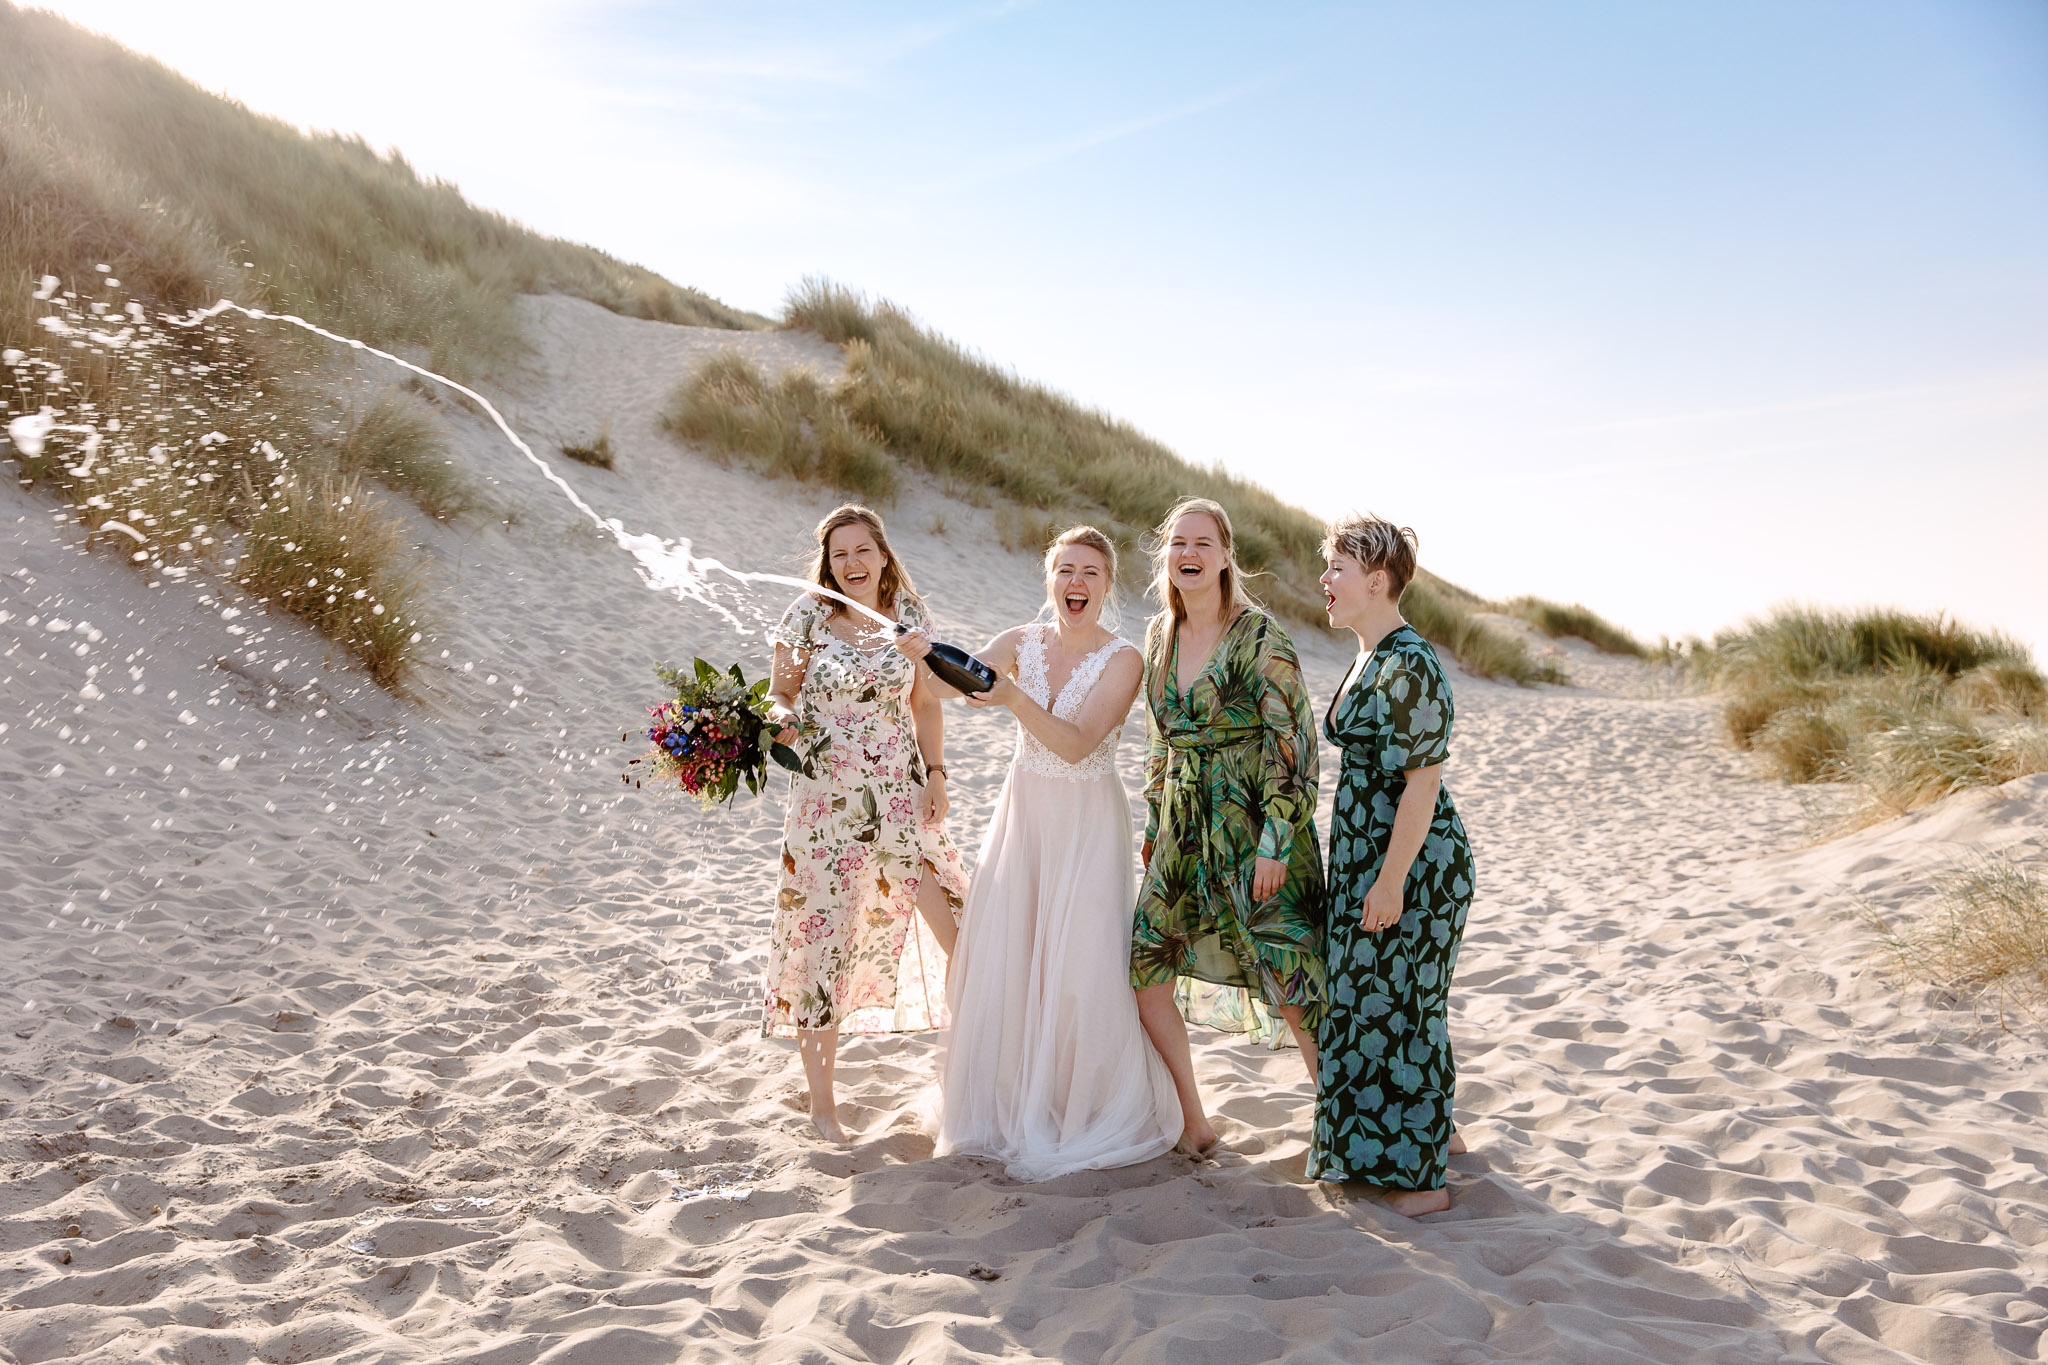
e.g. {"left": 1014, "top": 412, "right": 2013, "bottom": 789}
{"left": 771, "top": 595, "right": 820, "bottom": 652}
{"left": 1377, "top": 648, "right": 1451, "bottom": 772}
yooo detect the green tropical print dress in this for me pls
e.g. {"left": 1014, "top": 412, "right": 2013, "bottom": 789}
{"left": 1307, "top": 624, "right": 1474, "bottom": 1190}
{"left": 1130, "top": 609, "right": 1327, "bottom": 1039}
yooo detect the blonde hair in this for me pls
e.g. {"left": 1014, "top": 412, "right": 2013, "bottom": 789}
{"left": 808, "top": 503, "right": 917, "bottom": 617}
{"left": 1148, "top": 497, "right": 1257, "bottom": 626}
{"left": 1043, "top": 524, "right": 1120, "bottom": 621}
{"left": 1323, "top": 513, "right": 1418, "bottom": 599}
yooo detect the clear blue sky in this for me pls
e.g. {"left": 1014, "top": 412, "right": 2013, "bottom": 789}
{"left": 41, "top": 1, "right": 2048, "bottom": 652}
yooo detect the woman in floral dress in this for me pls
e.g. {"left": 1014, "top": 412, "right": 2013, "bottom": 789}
{"left": 1130, "top": 497, "right": 1326, "bottom": 1155}
{"left": 1306, "top": 515, "right": 1475, "bottom": 1215}
{"left": 763, "top": 504, "right": 968, "bottom": 1144}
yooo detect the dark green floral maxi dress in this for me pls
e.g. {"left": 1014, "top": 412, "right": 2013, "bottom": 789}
{"left": 1307, "top": 624, "right": 1474, "bottom": 1189}
{"left": 1130, "top": 609, "right": 1327, "bottom": 1038}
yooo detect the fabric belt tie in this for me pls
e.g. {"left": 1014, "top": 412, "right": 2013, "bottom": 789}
{"left": 1160, "top": 723, "right": 1262, "bottom": 908}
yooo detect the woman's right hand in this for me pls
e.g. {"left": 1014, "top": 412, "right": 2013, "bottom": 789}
{"left": 894, "top": 628, "right": 933, "bottom": 663}
{"left": 766, "top": 700, "right": 801, "bottom": 748}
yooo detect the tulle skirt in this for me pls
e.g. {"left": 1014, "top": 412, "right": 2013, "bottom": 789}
{"left": 936, "top": 766, "right": 1182, "bottom": 1180}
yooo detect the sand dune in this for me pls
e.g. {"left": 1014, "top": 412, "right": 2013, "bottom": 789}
{"left": 1, "top": 296, "right": 2042, "bottom": 1364}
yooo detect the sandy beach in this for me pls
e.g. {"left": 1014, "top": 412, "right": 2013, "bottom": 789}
{"left": 2, "top": 296, "right": 2044, "bottom": 1364}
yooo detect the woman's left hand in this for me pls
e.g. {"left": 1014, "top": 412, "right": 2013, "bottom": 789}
{"left": 964, "top": 674, "right": 1020, "bottom": 711}
{"left": 1361, "top": 875, "right": 1402, "bottom": 932}
{"left": 920, "top": 772, "right": 950, "bottom": 824}
{"left": 1251, "top": 855, "right": 1286, "bottom": 903}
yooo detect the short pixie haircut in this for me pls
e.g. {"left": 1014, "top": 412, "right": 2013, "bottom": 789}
{"left": 1323, "top": 514, "right": 1419, "bottom": 599}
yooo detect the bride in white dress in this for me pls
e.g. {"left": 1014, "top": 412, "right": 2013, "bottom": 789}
{"left": 899, "top": 526, "right": 1182, "bottom": 1179}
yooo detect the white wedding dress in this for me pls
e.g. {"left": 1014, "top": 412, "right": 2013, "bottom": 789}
{"left": 936, "top": 625, "right": 1182, "bottom": 1180}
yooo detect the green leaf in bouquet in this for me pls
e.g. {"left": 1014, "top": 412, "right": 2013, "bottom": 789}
{"left": 769, "top": 742, "right": 805, "bottom": 774}
{"left": 694, "top": 657, "right": 721, "bottom": 686}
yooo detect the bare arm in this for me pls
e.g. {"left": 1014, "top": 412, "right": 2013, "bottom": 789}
{"left": 972, "top": 647, "right": 1141, "bottom": 766}
{"left": 909, "top": 664, "right": 950, "bottom": 823}
{"left": 766, "top": 642, "right": 808, "bottom": 743}
{"left": 1361, "top": 765, "right": 1442, "bottom": 930}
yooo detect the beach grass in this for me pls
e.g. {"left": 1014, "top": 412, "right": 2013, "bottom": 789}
{"left": 1704, "top": 606, "right": 2048, "bottom": 825}
{"left": 1504, "top": 596, "right": 1647, "bottom": 656}
{"left": 661, "top": 350, "right": 899, "bottom": 503}
{"left": 0, "top": 4, "right": 766, "bottom": 689}
{"left": 1870, "top": 854, "right": 2048, "bottom": 1014}
{"left": 661, "top": 277, "right": 1555, "bottom": 682}
{"left": 560, "top": 421, "right": 616, "bottom": 470}
{"left": 0, "top": 4, "right": 764, "bottom": 382}
{"left": 328, "top": 392, "right": 477, "bottom": 520}
{"left": 232, "top": 471, "right": 429, "bottom": 689}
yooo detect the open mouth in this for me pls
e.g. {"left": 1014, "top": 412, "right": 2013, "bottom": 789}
{"left": 842, "top": 569, "right": 870, "bottom": 588}
{"left": 1176, "top": 562, "right": 1203, "bottom": 580}
{"left": 1324, "top": 590, "right": 1336, "bottom": 611}
{"left": 1062, "top": 591, "right": 1090, "bottom": 617}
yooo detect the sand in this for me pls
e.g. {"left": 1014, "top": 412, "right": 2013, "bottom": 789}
{"left": 1, "top": 294, "right": 2043, "bottom": 1364}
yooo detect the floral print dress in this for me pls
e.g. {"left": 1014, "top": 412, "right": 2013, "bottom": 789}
{"left": 761, "top": 592, "right": 969, "bottom": 1038}
{"left": 1130, "top": 609, "right": 1327, "bottom": 1039}
{"left": 1307, "top": 624, "right": 1475, "bottom": 1189}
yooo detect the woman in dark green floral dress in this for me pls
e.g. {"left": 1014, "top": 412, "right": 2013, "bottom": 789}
{"left": 1306, "top": 515, "right": 1474, "bottom": 1216}
{"left": 1131, "top": 498, "right": 1326, "bottom": 1154}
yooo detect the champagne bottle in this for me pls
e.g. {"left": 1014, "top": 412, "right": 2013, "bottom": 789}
{"left": 896, "top": 624, "right": 996, "bottom": 694}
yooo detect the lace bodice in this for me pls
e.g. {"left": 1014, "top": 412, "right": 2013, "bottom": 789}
{"left": 1012, "top": 625, "right": 1135, "bottom": 781}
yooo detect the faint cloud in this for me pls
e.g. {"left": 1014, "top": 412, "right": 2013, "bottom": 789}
{"left": 917, "top": 78, "right": 1270, "bottom": 198}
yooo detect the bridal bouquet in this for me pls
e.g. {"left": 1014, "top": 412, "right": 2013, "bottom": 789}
{"left": 625, "top": 659, "right": 810, "bottom": 808}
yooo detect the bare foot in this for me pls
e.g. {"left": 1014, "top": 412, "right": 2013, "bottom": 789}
{"left": 808, "top": 1108, "right": 849, "bottom": 1145}
{"left": 1383, "top": 1186, "right": 1451, "bottom": 1217}
{"left": 1448, "top": 1130, "right": 1468, "bottom": 1156}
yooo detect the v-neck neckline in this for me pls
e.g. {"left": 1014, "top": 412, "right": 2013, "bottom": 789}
{"left": 1166, "top": 609, "right": 1246, "bottom": 701}
{"left": 1037, "top": 624, "right": 1118, "bottom": 713}
{"left": 819, "top": 601, "right": 899, "bottom": 661}
{"left": 1327, "top": 623, "right": 1415, "bottom": 732}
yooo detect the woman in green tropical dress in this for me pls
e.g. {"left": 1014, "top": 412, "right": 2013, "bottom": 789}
{"left": 1305, "top": 515, "right": 1475, "bottom": 1216}
{"left": 1131, "top": 497, "right": 1326, "bottom": 1154}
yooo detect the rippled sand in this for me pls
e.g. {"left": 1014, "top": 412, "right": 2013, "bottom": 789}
{"left": 1, "top": 296, "right": 2042, "bottom": 1364}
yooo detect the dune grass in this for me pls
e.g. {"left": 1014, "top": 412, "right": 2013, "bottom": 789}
{"left": 0, "top": 4, "right": 766, "bottom": 690}
{"left": 662, "top": 350, "right": 899, "bottom": 503}
{"left": 233, "top": 471, "right": 429, "bottom": 688}
{"left": 661, "top": 278, "right": 1556, "bottom": 682}
{"left": 1503, "top": 596, "right": 1647, "bottom": 656}
{"left": 1869, "top": 854, "right": 2048, "bottom": 1016}
{"left": 327, "top": 392, "right": 478, "bottom": 520}
{"left": 4, "top": 279, "right": 432, "bottom": 685}
{"left": 560, "top": 421, "right": 616, "bottom": 470}
{"left": 0, "top": 3, "right": 763, "bottom": 382}
{"left": 1703, "top": 606, "right": 2048, "bottom": 826}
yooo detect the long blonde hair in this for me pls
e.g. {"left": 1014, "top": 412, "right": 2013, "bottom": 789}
{"left": 1147, "top": 497, "right": 1257, "bottom": 627}
{"left": 807, "top": 503, "right": 917, "bottom": 617}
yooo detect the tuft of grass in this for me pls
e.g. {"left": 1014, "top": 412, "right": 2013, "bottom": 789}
{"left": 662, "top": 350, "right": 898, "bottom": 502}
{"left": 994, "top": 505, "right": 1057, "bottom": 556}
{"left": 232, "top": 472, "right": 429, "bottom": 688}
{"left": 329, "top": 392, "right": 476, "bottom": 520}
{"left": 1869, "top": 854, "right": 2048, "bottom": 1014}
{"left": 1703, "top": 606, "right": 2048, "bottom": 825}
{"left": 560, "top": 420, "right": 615, "bottom": 470}
{"left": 1407, "top": 584, "right": 1567, "bottom": 684}
{"left": 1503, "top": 596, "right": 1646, "bottom": 656}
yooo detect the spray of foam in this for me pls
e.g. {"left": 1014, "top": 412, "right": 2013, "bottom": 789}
{"left": 160, "top": 300, "right": 900, "bottom": 637}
